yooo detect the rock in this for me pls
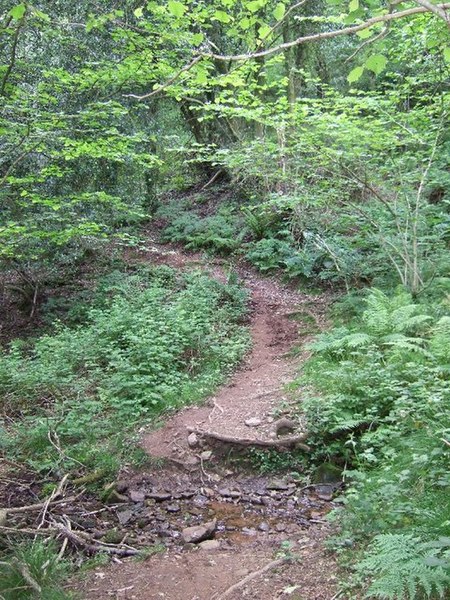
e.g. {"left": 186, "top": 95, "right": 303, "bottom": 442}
{"left": 310, "top": 511, "right": 323, "bottom": 519}
{"left": 180, "top": 490, "right": 195, "bottom": 499}
{"left": 258, "top": 522, "right": 270, "bottom": 532}
{"left": 267, "top": 479, "right": 289, "bottom": 491}
{"left": 115, "top": 480, "right": 129, "bottom": 493}
{"left": 187, "top": 432, "right": 198, "bottom": 448}
{"left": 200, "top": 450, "right": 213, "bottom": 461}
{"left": 218, "top": 488, "right": 231, "bottom": 497}
{"left": 313, "top": 462, "right": 342, "bottom": 485}
{"left": 315, "top": 484, "right": 334, "bottom": 501}
{"left": 148, "top": 491, "right": 172, "bottom": 502}
{"left": 193, "top": 494, "right": 208, "bottom": 507}
{"left": 181, "top": 519, "right": 216, "bottom": 544}
{"left": 117, "top": 509, "right": 133, "bottom": 526}
{"left": 244, "top": 417, "right": 261, "bottom": 427}
{"left": 273, "top": 418, "right": 296, "bottom": 437}
{"left": 129, "top": 490, "right": 146, "bottom": 503}
{"left": 106, "top": 490, "right": 129, "bottom": 504}
{"left": 230, "top": 491, "right": 241, "bottom": 499}
{"left": 242, "top": 527, "right": 257, "bottom": 536}
{"left": 166, "top": 504, "right": 181, "bottom": 513}
{"left": 199, "top": 539, "right": 221, "bottom": 551}
{"left": 275, "top": 522, "right": 287, "bottom": 532}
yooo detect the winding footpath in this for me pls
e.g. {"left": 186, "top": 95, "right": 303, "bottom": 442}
{"left": 75, "top": 241, "right": 340, "bottom": 600}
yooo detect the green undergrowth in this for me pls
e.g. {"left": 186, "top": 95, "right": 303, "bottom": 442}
{"left": 298, "top": 286, "right": 450, "bottom": 598}
{"left": 0, "top": 265, "right": 250, "bottom": 480}
{"left": 0, "top": 540, "right": 72, "bottom": 600}
{"left": 156, "top": 190, "right": 449, "bottom": 293}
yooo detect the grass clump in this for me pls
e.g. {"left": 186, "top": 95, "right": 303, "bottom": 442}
{"left": 0, "top": 540, "right": 73, "bottom": 599}
{"left": 0, "top": 266, "right": 249, "bottom": 479}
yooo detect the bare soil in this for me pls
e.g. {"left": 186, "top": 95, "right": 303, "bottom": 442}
{"left": 72, "top": 242, "right": 341, "bottom": 600}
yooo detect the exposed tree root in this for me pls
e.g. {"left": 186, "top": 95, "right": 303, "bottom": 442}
{"left": 213, "top": 556, "right": 289, "bottom": 599}
{"left": 186, "top": 427, "right": 310, "bottom": 451}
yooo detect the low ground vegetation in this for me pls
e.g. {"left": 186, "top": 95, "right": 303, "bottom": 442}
{"left": 0, "top": 266, "right": 249, "bottom": 479}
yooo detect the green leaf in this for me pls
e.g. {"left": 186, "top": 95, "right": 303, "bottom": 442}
{"left": 444, "top": 47, "right": 450, "bottom": 64}
{"left": 134, "top": 6, "right": 144, "bottom": 17}
{"left": 214, "top": 10, "right": 232, "bottom": 23}
{"left": 349, "top": 0, "right": 359, "bottom": 10}
{"left": 347, "top": 65, "right": 364, "bottom": 83}
{"left": 195, "top": 67, "right": 208, "bottom": 84}
{"left": 273, "top": 2, "right": 286, "bottom": 20}
{"left": 258, "top": 24, "right": 272, "bottom": 39}
{"left": 239, "top": 17, "right": 251, "bottom": 29}
{"left": 192, "top": 32, "right": 204, "bottom": 45}
{"left": 357, "top": 27, "right": 373, "bottom": 39}
{"left": 246, "top": 0, "right": 265, "bottom": 13}
{"left": 168, "top": 0, "right": 186, "bottom": 17}
{"left": 344, "top": 8, "right": 364, "bottom": 23}
{"left": 365, "top": 53, "right": 387, "bottom": 74}
{"left": 9, "top": 3, "right": 26, "bottom": 19}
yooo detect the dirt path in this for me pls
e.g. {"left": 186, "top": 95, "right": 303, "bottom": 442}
{"left": 75, "top": 242, "right": 340, "bottom": 600}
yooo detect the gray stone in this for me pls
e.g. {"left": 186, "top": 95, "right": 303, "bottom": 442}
{"left": 199, "top": 539, "right": 221, "bottom": 551}
{"left": 117, "top": 509, "right": 133, "bottom": 526}
{"left": 275, "top": 523, "right": 287, "bottom": 532}
{"left": 244, "top": 417, "right": 261, "bottom": 427}
{"left": 187, "top": 432, "right": 199, "bottom": 448}
{"left": 267, "top": 479, "right": 289, "bottom": 491}
{"left": 106, "top": 490, "right": 129, "bottom": 504}
{"left": 148, "top": 491, "right": 172, "bottom": 502}
{"left": 166, "top": 504, "right": 181, "bottom": 513}
{"left": 200, "top": 450, "right": 213, "bottom": 461}
{"left": 129, "top": 490, "right": 146, "bottom": 503}
{"left": 258, "top": 522, "right": 270, "bottom": 532}
{"left": 315, "top": 484, "right": 334, "bottom": 501}
{"left": 115, "top": 480, "right": 129, "bottom": 493}
{"left": 181, "top": 519, "right": 217, "bottom": 544}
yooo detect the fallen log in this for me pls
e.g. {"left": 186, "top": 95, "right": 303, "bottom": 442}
{"left": 186, "top": 427, "right": 310, "bottom": 451}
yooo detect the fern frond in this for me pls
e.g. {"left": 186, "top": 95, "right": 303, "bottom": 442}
{"left": 359, "top": 534, "right": 450, "bottom": 600}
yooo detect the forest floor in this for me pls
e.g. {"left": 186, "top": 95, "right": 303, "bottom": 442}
{"left": 71, "top": 240, "right": 343, "bottom": 600}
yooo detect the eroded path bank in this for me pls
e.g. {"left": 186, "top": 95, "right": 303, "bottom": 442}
{"left": 74, "top": 241, "right": 340, "bottom": 600}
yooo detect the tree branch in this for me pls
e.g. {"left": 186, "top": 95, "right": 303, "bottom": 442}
{"left": 125, "top": 55, "right": 203, "bottom": 100}
{"left": 206, "top": 3, "right": 450, "bottom": 61}
{"left": 129, "top": 3, "right": 450, "bottom": 100}
{"left": 414, "top": 0, "right": 450, "bottom": 25}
